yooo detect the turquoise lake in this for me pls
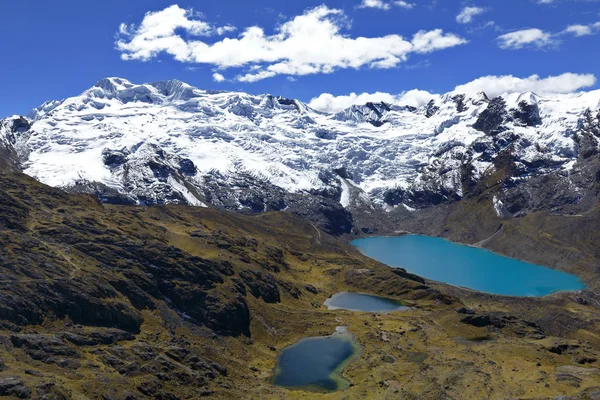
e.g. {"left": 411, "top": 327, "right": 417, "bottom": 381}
{"left": 324, "top": 292, "right": 410, "bottom": 313}
{"left": 351, "top": 235, "right": 586, "bottom": 297}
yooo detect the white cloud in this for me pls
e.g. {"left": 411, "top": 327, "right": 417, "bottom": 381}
{"left": 212, "top": 72, "right": 226, "bottom": 82}
{"left": 394, "top": 1, "right": 416, "bottom": 9}
{"left": 358, "top": 0, "right": 415, "bottom": 10}
{"left": 216, "top": 25, "right": 237, "bottom": 35}
{"left": 358, "top": 0, "right": 391, "bottom": 9}
{"left": 308, "top": 73, "right": 596, "bottom": 113}
{"left": 309, "top": 90, "right": 438, "bottom": 113}
{"left": 117, "top": 5, "right": 465, "bottom": 82}
{"left": 411, "top": 29, "right": 469, "bottom": 53}
{"left": 497, "top": 28, "right": 555, "bottom": 49}
{"left": 538, "top": 0, "right": 600, "bottom": 4}
{"left": 563, "top": 22, "right": 600, "bottom": 36}
{"left": 498, "top": 22, "right": 600, "bottom": 50}
{"left": 536, "top": 0, "right": 600, "bottom": 4}
{"left": 453, "top": 73, "right": 596, "bottom": 97}
{"left": 456, "top": 6, "right": 486, "bottom": 24}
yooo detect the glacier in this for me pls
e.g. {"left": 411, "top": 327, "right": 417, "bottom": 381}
{"left": 2, "top": 77, "right": 600, "bottom": 229}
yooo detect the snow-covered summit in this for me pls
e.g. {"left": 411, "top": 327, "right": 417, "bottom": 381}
{"left": 4, "top": 78, "right": 600, "bottom": 220}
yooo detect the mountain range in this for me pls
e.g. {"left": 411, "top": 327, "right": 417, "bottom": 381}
{"left": 2, "top": 77, "right": 600, "bottom": 234}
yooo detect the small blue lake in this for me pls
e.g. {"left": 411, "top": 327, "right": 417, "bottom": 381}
{"left": 325, "top": 292, "right": 410, "bottom": 313}
{"left": 272, "top": 329, "right": 360, "bottom": 392}
{"left": 351, "top": 235, "right": 586, "bottom": 297}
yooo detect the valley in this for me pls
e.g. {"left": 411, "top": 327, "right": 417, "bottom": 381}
{"left": 0, "top": 170, "right": 599, "bottom": 399}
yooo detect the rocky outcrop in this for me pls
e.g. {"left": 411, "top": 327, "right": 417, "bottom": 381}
{"left": 0, "top": 377, "right": 30, "bottom": 399}
{"left": 511, "top": 100, "right": 542, "bottom": 127}
{"left": 473, "top": 96, "right": 509, "bottom": 136}
{"left": 460, "top": 313, "right": 545, "bottom": 338}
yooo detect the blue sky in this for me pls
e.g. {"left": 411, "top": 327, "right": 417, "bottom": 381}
{"left": 1, "top": 0, "right": 599, "bottom": 116}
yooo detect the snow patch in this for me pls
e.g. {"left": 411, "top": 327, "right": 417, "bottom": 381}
{"left": 340, "top": 179, "right": 350, "bottom": 208}
{"left": 493, "top": 196, "right": 506, "bottom": 219}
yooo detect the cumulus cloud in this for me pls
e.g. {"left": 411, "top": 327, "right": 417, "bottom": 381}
{"left": 498, "top": 21, "right": 600, "bottom": 50}
{"left": 117, "top": 5, "right": 464, "bottom": 82}
{"left": 309, "top": 89, "right": 437, "bottom": 113}
{"left": 309, "top": 73, "right": 596, "bottom": 113}
{"left": 454, "top": 73, "right": 596, "bottom": 97}
{"left": 497, "top": 28, "right": 555, "bottom": 49}
{"left": 212, "top": 72, "right": 226, "bottom": 82}
{"left": 456, "top": 7, "right": 486, "bottom": 24}
{"left": 563, "top": 22, "right": 600, "bottom": 36}
{"left": 117, "top": 5, "right": 234, "bottom": 44}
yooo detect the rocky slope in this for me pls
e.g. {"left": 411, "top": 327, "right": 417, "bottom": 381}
{"left": 1, "top": 170, "right": 600, "bottom": 399}
{"left": 2, "top": 78, "right": 600, "bottom": 234}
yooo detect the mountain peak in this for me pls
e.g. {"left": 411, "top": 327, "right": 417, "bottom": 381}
{"left": 149, "top": 79, "right": 200, "bottom": 101}
{"left": 94, "top": 77, "right": 134, "bottom": 93}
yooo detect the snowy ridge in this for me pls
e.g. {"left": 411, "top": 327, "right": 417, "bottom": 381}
{"left": 3, "top": 77, "right": 600, "bottom": 215}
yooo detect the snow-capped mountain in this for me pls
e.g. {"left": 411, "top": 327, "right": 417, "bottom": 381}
{"left": 2, "top": 77, "right": 600, "bottom": 231}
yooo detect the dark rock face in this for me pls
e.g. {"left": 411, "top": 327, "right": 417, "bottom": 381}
{"left": 0, "top": 377, "right": 31, "bottom": 399}
{"left": 316, "top": 202, "right": 354, "bottom": 235}
{"left": 201, "top": 171, "right": 351, "bottom": 235}
{"left": 314, "top": 129, "right": 337, "bottom": 140}
{"left": 10, "top": 117, "right": 31, "bottom": 134}
{"left": 148, "top": 160, "right": 172, "bottom": 180}
{"left": 425, "top": 100, "right": 439, "bottom": 118}
{"left": 10, "top": 334, "right": 80, "bottom": 367}
{"left": 511, "top": 100, "right": 542, "bottom": 127}
{"left": 547, "top": 343, "right": 580, "bottom": 355}
{"left": 334, "top": 167, "right": 353, "bottom": 180}
{"left": 461, "top": 314, "right": 544, "bottom": 338}
{"left": 276, "top": 97, "right": 295, "bottom": 106}
{"left": 311, "top": 171, "right": 343, "bottom": 201}
{"left": 178, "top": 158, "right": 197, "bottom": 176}
{"left": 102, "top": 148, "right": 130, "bottom": 168}
{"left": 34, "top": 382, "right": 70, "bottom": 400}
{"left": 61, "top": 329, "right": 134, "bottom": 346}
{"left": 369, "top": 120, "right": 386, "bottom": 127}
{"left": 473, "top": 97, "right": 510, "bottom": 136}
{"left": 239, "top": 270, "right": 281, "bottom": 304}
{"left": 383, "top": 188, "right": 404, "bottom": 207}
{"left": 576, "top": 109, "right": 600, "bottom": 159}
{"left": 68, "top": 180, "right": 137, "bottom": 205}
{"left": 384, "top": 185, "right": 461, "bottom": 209}
{"left": 452, "top": 94, "right": 467, "bottom": 113}
{"left": 1, "top": 117, "right": 31, "bottom": 152}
